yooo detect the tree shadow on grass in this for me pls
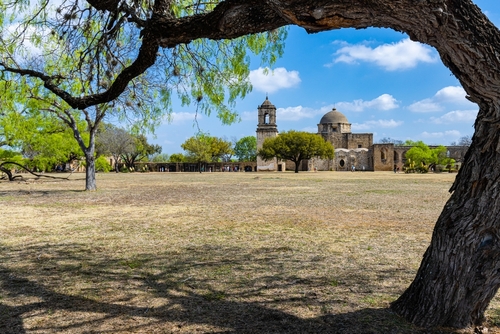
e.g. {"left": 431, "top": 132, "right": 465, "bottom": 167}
{"left": 0, "top": 242, "right": 463, "bottom": 334}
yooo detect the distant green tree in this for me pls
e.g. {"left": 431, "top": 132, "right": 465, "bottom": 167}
{"left": 181, "top": 134, "right": 212, "bottom": 172}
{"left": 95, "top": 156, "right": 112, "bottom": 173}
{"left": 150, "top": 153, "right": 170, "bottom": 163}
{"left": 258, "top": 131, "right": 334, "bottom": 173}
{"left": 405, "top": 142, "right": 455, "bottom": 172}
{"left": 234, "top": 136, "right": 257, "bottom": 161}
{"left": 169, "top": 153, "right": 186, "bottom": 163}
{"left": 431, "top": 145, "right": 456, "bottom": 171}
{"left": 405, "top": 141, "right": 433, "bottom": 171}
{"left": 96, "top": 124, "right": 135, "bottom": 172}
{"left": 209, "top": 137, "right": 234, "bottom": 162}
{"left": 403, "top": 140, "right": 422, "bottom": 147}
{"left": 0, "top": 108, "right": 85, "bottom": 173}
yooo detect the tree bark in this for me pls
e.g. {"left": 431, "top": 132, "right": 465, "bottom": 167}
{"left": 0, "top": 163, "right": 15, "bottom": 181}
{"left": 390, "top": 105, "right": 500, "bottom": 328}
{"left": 84, "top": 150, "right": 97, "bottom": 191}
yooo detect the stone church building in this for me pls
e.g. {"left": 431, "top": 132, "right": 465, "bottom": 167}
{"left": 256, "top": 97, "right": 468, "bottom": 172}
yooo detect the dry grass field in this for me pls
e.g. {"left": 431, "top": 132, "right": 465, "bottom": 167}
{"left": 1, "top": 171, "right": 500, "bottom": 334}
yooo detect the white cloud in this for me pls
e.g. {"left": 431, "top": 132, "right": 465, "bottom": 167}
{"left": 243, "top": 104, "right": 332, "bottom": 122}
{"left": 336, "top": 94, "right": 399, "bottom": 112}
{"left": 352, "top": 119, "right": 403, "bottom": 131}
{"left": 408, "top": 99, "right": 442, "bottom": 112}
{"left": 249, "top": 67, "right": 301, "bottom": 93}
{"left": 277, "top": 106, "right": 314, "bottom": 121}
{"left": 431, "top": 110, "right": 478, "bottom": 124}
{"left": 243, "top": 96, "right": 398, "bottom": 123}
{"left": 420, "top": 130, "right": 461, "bottom": 139}
{"left": 241, "top": 111, "right": 256, "bottom": 121}
{"left": 409, "top": 86, "right": 476, "bottom": 112}
{"left": 333, "top": 38, "right": 437, "bottom": 71}
{"left": 433, "top": 86, "right": 469, "bottom": 103}
{"left": 276, "top": 105, "right": 332, "bottom": 121}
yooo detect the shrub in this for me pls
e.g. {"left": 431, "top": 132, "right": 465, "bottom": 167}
{"left": 95, "top": 156, "right": 112, "bottom": 172}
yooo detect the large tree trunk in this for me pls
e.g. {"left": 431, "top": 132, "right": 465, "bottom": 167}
{"left": 391, "top": 105, "right": 500, "bottom": 327}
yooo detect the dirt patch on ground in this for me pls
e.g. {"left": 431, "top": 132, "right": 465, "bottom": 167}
{"left": 1, "top": 171, "right": 498, "bottom": 333}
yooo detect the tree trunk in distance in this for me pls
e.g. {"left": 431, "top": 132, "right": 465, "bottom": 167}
{"left": 294, "top": 161, "right": 299, "bottom": 173}
{"left": 84, "top": 151, "right": 97, "bottom": 191}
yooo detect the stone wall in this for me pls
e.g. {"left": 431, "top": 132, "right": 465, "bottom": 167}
{"left": 372, "top": 144, "right": 395, "bottom": 171}
{"left": 332, "top": 148, "right": 371, "bottom": 171}
{"left": 345, "top": 133, "right": 373, "bottom": 150}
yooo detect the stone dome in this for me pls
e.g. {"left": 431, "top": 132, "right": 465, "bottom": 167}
{"left": 319, "top": 108, "right": 348, "bottom": 124}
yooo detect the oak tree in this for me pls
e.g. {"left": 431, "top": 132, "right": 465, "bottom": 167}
{"left": 121, "top": 134, "right": 162, "bottom": 170}
{"left": 169, "top": 153, "right": 186, "bottom": 163}
{"left": 208, "top": 136, "right": 234, "bottom": 162}
{"left": 96, "top": 124, "right": 135, "bottom": 172}
{"left": 234, "top": 136, "right": 257, "bottom": 162}
{"left": 0, "top": 0, "right": 499, "bottom": 330}
{"left": 181, "top": 133, "right": 212, "bottom": 172}
{"left": 258, "top": 131, "right": 334, "bottom": 173}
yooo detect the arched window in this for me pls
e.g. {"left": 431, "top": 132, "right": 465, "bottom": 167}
{"left": 381, "top": 150, "right": 386, "bottom": 160}
{"left": 339, "top": 159, "right": 345, "bottom": 167}
{"left": 264, "top": 113, "right": 269, "bottom": 124}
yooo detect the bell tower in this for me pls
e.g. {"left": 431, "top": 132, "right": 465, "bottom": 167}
{"left": 256, "top": 96, "right": 278, "bottom": 171}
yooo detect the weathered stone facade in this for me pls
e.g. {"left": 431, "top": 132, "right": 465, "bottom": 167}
{"left": 313, "top": 107, "right": 375, "bottom": 171}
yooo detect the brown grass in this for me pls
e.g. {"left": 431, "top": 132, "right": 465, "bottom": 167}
{"left": 1, "top": 171, "right": 499, "bottom": 333}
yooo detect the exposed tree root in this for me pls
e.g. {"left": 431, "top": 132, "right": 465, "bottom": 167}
{"left": 0, "top": 161, "right": 76, "bottom": 182}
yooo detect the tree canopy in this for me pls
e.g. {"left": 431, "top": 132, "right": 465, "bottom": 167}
{"left": 96, "top": 124, "right": 136, "bottom": 172}
{"left": 208, "top": 136, "right": 234, "bottom": 162}
{"left": 258, "top": 131, "right": 334, "bottom": 173}
{"left": 234, "top": 136, "right": 257, "bottom": 162}
{"left": 404, "top": 141, "right": 455, "bottom": 172}
{"left": 181, "top": 134, "right": 233, "bottom": 168}
{"left": 169, "top": 153, "right": 186, "bottom": 163}
{"left": 0, "top": 0, "right": 286, "bottom": 189}
{"left": 181, "top": 134, "right": 212, "bottom": 171}
{"left": 0, "top": 108, "right": 85, "bottom": 172}
{"left": 121, "top": 134, "right": 162, "bottom": 170}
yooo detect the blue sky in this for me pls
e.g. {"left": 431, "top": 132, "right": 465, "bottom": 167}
{"left": 151, "top": 1, "right": 500, "bottom": 155}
